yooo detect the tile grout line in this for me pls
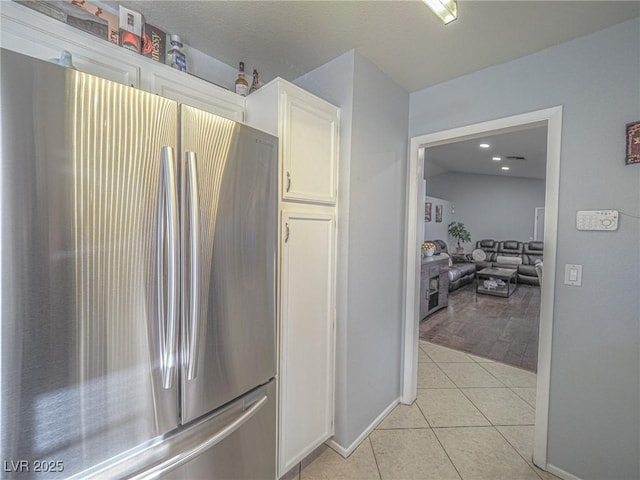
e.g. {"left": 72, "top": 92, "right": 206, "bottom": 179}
{"left": 493, "top": 427, "right": 547, "bottom": 480}
{"left": 367, "top": 436, "right": 383, "bottom": 480}
{"left": 430, "top": 426, "right": 464, "bottom": 480}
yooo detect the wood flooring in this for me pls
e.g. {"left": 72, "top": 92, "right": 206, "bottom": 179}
{"left": 419, "top": 282, "right": 541, "bottom": 372}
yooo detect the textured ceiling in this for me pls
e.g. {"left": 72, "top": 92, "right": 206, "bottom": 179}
{"left": 116, "top": 1, "right": 640, "bottom": 93}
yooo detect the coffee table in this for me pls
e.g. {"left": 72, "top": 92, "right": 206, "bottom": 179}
{"left": 476, "top": 267, "right": 518, "bottom": 298}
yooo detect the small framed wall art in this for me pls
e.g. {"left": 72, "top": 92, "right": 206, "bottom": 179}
{"left": 425, "top": 202, "right": 432, "bottom": 222}
{"left": 435, "top": 205, "right": 443, "bottom": 223}
{"left": 626, "top": 121, "right": 640, "bottom": 165}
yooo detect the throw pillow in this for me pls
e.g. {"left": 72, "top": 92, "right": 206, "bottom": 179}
{"left": 441, "top": 252, "right": 453, "bottom": 267}
{"left": 471, "top": 249, "right": 486, "bottom": 262}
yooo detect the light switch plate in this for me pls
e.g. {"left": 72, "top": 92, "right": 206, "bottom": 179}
{"left": 564, "top": 264, "right": 582, "bottom": 286}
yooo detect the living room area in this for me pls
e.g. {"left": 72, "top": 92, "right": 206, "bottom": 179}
{"left": 419, "top": 125, "right": 547, "bottom": 373}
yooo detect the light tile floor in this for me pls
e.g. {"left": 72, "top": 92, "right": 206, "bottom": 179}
{"left": 282, "top": 341, "right": 558, "bottom": 480}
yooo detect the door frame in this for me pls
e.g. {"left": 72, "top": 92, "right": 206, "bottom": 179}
{"left": 401, "top": 106, "right": 562, "bottom": 470}
{"left": 534, "top": 207, "right": 545, "bottom": 241}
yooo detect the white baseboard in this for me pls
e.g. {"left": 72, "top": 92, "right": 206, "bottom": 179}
{"left": 325, "top": 397, "right": 400, "bottom": 458}
{"left": 545, "top": 463, "right": 583, "bottom": 480}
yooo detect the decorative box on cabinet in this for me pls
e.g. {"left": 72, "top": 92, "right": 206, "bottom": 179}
{"left": 279, "top": 209, "right": 336, "bottom": 476}
{"left": 245, "top": 79, "right": 339, "bottom": 205}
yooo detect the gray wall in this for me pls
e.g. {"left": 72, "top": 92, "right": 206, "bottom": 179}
{"left": 427, "top": 173, "right": 545, "bottom": 246}
{"left": 410, "top": 18, "right": 640, "bottom": 480}
{"left": 424, "top": 195, "right": 453, "bottom": 244}
{"left": 296, "top": 51, "right": 409, "bottom": 449}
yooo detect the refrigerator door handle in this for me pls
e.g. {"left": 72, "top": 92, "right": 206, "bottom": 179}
{"left": 185, "top": 151, "right": 200, "bottom": 380}
{"left": 158, "top": 146, "right": 180, "bottom": 389}
{"left": 128, "top": 394, "right": 269, "bottom": 480}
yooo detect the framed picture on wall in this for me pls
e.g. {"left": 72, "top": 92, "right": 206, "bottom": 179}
{"left": 435, "top": 204, "right": 443, "bottom": 223}
{"left": 425, "top": 202, "right": 432, "bottom": 222}
{"left": 626, "top": 121, "right": 640, "bottom": 165}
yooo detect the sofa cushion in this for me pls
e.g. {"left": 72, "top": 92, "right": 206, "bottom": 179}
{"left": 449, "top": 263, "right": 476, "bottom": 281}
{"left": 523, "top": 241, "right": 544, "bottom": 265}
{"left": 496, "top": 255, "right": 522, "bottom": 266}
{"left": 471, "top": 249, "right": 486, "bottom": 261}
{"left": 518, "top": 264, "right": 537, "bottom": 277}
{"left": 498, "top": 241, "right": 524, "bottom": 257}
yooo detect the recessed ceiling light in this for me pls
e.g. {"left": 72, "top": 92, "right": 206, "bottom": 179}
{"left": 492, "top": 156, "right": 502, "bottom": 161}
{"left": 479, "top": 143, "right": 490, "bottom": 149}
{"left": 501, "top": 166, "right": 510, "bottom": 171}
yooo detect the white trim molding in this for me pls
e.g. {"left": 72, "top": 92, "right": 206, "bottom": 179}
{"left": 401, "top": 106, "right": 563, "bottom": 472}
{"left": 325, "top": 397, "right": 399, "bottom": 458}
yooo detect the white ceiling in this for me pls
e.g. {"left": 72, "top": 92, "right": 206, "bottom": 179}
{"left": 115, "top": 1, "right": 639, "bottom": 93}
{"left": 425, "top": 124, "right": 548, "bottom": 179}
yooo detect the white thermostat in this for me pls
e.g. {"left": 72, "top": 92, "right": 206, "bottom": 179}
{"left": 576, "top": 210, "right": 619, "bottom": 231}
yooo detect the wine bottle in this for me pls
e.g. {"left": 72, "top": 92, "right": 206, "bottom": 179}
{"left": 249, "top": 69, "right": 261, "bottom": 94}
{"left": 235, "top": 62, "right": 248, "bottom": 96}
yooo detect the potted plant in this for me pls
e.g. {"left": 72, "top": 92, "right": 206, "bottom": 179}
{"left": 448, "top": 221, "right": 471, "bottom": 254}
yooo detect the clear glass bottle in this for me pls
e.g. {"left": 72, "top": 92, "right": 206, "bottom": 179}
{"left": 166, "top": 34, "right": 187, "bottom": 72}
{"left": 249, "top": 69, "right": 261, "bottom": 94}
{"left": 234, "top": 62, "right": 248, "bottom": 96}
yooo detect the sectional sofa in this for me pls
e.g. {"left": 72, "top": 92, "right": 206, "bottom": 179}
{"left": 427, "top": 239, "right": 544, "bottom": 290}
{"left": 472, "top": 239, "right": 543, "bottom": 286}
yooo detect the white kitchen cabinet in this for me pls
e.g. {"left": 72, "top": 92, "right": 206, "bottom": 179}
{"left": 247, "top": 79, "right": 339, "bottom": 476}
{"left": 1, "top": 2, "right": 140, "bottom": 87}
{"left": 279, "top": 209, "right": 336, "bottom": 475}
{"left": 246, "top": 79, "right": 339, "bottom": 205}
{"left": 141, "top": 67, "right": 244, "bottom": 122}
{"left": 1, "top": 1, "right": 244, "bottom": 122}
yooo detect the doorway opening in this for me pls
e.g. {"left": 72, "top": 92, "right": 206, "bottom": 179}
{"left": 401, "top": 107, "right": 562, "bottom": 470}
{"left": 420, "top": 123, "right": 547, "bottom": 372}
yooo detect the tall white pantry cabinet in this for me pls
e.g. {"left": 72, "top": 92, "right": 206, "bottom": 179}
{"left": 246, "top": 80, "right": 339, "bottom": 477}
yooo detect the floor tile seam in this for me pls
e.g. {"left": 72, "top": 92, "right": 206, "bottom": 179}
{"left": 366, "top": 435, "right": 383, "bottom": 480}
{"left": 509, "top": 387, "right": 536, "bottom": 407}
{"left": 430, "top": 425, "right": 464, "bottom": 480}
{"left": 481, "top": 358, "right": 538, "bottom": 376}
{"left": 413, "top": 396, "right": 434, "bottom": 428}
{"left": 494, "top": 426, "right": 546, "bottom": 480}
{"left": 455, "top": 386, "right": 497, "bottom": 427}
{"left": 434, "top": 365, "right": 508, "bottom": 389}
{"left": 459, "top": 387, "right": 536, "bottom": 426}
{"left": 374, "top": 425, "right": 432, "bottom": 431}
{"left": 468, "top": 360, "right": 511, "bottom": 387}
{"left": 429, "top": 359, "right": 464, "bottom": 388}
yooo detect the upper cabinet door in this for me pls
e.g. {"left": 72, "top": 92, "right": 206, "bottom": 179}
{"left": 1, "top": 2, "right": 140, "bottom": 87}
{"left": 143, "top": 67, "right": 244, "bottom": 122}
{"left": 281, "top": 87, "right": 338, "bottom": 205}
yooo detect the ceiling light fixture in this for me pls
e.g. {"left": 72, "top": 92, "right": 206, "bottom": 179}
{"left": 423, "top": 0, "right": 458, "bottom": 25}
{"left": 479, "top": 143, "right": 490, "bottom": 149}
{"left": 492, "top": 156, "right": 502, "bottom": 161}
{"left": 501, "top": 166, "right": 510, "bottom": 171}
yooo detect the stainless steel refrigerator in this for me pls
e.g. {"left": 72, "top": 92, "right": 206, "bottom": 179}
{"left": 1, "top": 48, "right": 277, "bottom": 479}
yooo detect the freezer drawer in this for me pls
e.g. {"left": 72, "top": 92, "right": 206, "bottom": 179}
{"left": 167, "top": 378, "right": 277, "bottom": 480}
{"left": 78, "top": 379, "right": 276, "bottom": 479}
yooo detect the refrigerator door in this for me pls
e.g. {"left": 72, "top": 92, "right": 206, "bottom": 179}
{"left": 180, "top": 105, "right": 277, "bottom": 423}
{"left": 1, "top": 50, "right": 179, "bottom": 477}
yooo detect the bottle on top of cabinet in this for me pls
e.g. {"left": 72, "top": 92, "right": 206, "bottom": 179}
{"left": 249, "top": 69, "right": 261, "bottom": 94}
{"left": 234, "top": 62, "right": 248, "bottom": 96}
{"left": 166, "top": 34, "right": 187, "bottom": 72}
